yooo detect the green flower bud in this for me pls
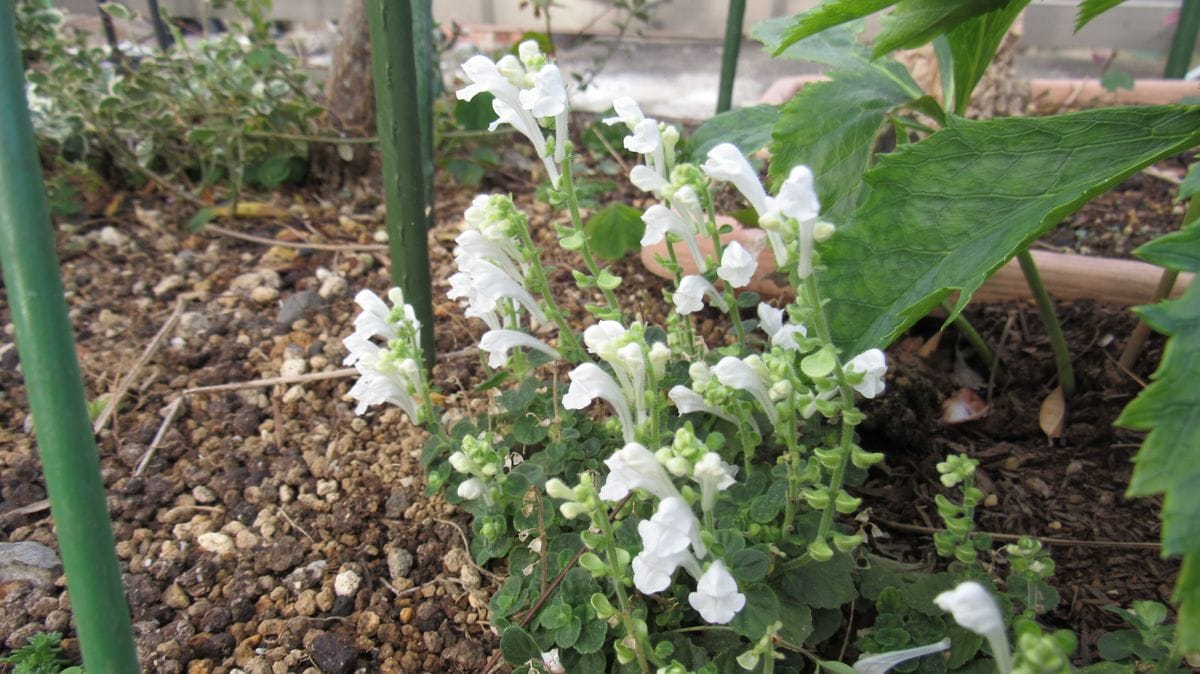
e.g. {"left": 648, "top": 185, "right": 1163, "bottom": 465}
{"left": 580, "top": 553, "right": 609, "bottom": 578}
{"left": 834, "top": 490, "right": 862, "bottom": 514}
{"left": 808, "top": 538, "right": 834, "bottom": 562}
{"left": 545, "top": 478, "right": 575, "bottom": 501}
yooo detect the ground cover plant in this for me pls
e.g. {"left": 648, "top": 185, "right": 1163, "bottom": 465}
{"left": 342, "top": 36, "right": 1197, "bottom": 672}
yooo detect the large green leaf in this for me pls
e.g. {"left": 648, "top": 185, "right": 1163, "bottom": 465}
{"left": 771, "top": 0, "right": 897, "bottom": 56}
{"left": 754, "top": 15, "right": 873, "bottom": 71}
{"left": 1076, "top": 0, "right": 1128, "bottom": 31}
{"left": 769, "top": 64, "right": 922, "bottom": 221}
{"left": 872, "top": 0, "right": 1008, "bottom": 57}
{"left": 688, "top": 104, "right": 779, "bottom": 162}
{"left": 1117, "top": 227, "right": 1200, "bottom": 650}
{"left": 944, "top": 0, "right": 1030, "bottom": 115}
{"left": 820, "top": 106, "right": 1200, "bottom": 354}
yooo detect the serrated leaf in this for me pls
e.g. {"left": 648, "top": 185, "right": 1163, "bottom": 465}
{"left": 769, "top": 64, "right": 921, "bottom": 221}
{"left": 1178, "top": 163, "right": 1200, "bottom": 202}
{"left": 1133, "top": 227, "right": 1200, "bottom": 272}
{"left": 821, "top": 106, "right": 1200, "bottom": 354}
{"left": 688, "top": 104, "right": 779, "bottom": 162}
{"left": 872, "top": 0, "right": 1008, "bottom": 57}
{"left": 770, "top": 0, "right": 898, "bottom": 56}
{"left": 1076, "top": 0, "right": 1128, "bottom": 31}
{"left": 944, "top": 0, "right": 1030, "bottom": 115}
{"left": 753, "top": 16, "right": 872, "bottom": 71}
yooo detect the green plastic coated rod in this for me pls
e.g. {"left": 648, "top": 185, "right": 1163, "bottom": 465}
{"left": 367, "top": 0, "right": 435, "bottom": 367}
{"left": 0, "top": 7, "right": 140, "bottom": 673}
{"left": 716, "top": 0, "right": 747, "bottom": 114}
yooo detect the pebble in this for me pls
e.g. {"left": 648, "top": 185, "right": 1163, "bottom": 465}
{"left": 234, "top": 529, "right": 260, "bottom": 550}
{"left": 251, "top": 286, "right": 281, "bottom": 304}
{"left": 231, "top": 270, "right": 280, "bottom": 292}
{"left": 162, "top": 583, "right": 191, "bottom": 609}
{"left": 192, "top": 486, "right": 217, "bottom": 504}
{"left": 412, "top": 603, "right": 444, "bottom": 632}
{"left": 0, "top": 541, "right": 62, "bottom": 587}
{"left": 276, "top": 290, "right": 322, "bottom": 327}
{"left": 385, "top": 547, "right": 413, "bottom": 583}
{"left": 154, "top": 274, "right": 185, "bottom": 296}
{"left": 97, "top": 225, "right": 130, "bottom": 247}
{"left": 197, "top": 532, "right": 235, "bottom": 557}
{"left": 333, "top": 568, "right": 360, "bottom": 598}
{"left": 308, "top": 632, "right": 356, "bottom": 674}
{"left": 317, "top": 273, "right": 348, "bottom": 300}
{"left": 280, "top": 358, "right": 308, "bottom": 378}
{"left": 282, "top": 384, "right": 306, "bottom": 404}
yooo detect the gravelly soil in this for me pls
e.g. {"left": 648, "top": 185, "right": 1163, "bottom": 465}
{"left": 0, "top": 139, "right": 1184, "bottom": 673}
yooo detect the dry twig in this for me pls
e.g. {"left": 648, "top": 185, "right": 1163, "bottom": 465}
{"left": 94, "top": 298, "right": 184, "bottom": 433}
{"left": 206, "top": 223, "right": 387, "bottom": 253}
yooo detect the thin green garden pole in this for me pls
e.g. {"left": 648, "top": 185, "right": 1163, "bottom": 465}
{"left": 1165, "top": 0, "right": 1200, "bottom": 78}
{"left": 367, "top": 0, "right": 435, "bottom": 368}
{"left": 716, "top": 0, "right": 747, "bottom": 114}
{"left": 0, "top": 8, "right": 139, "bottom": 674}
{"left": 412, "top": 0, "right": 436, "bottom": 223}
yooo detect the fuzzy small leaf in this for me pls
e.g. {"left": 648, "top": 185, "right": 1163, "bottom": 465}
{"left": 770, "top": 0, "right": 897, "bottom": 56}
{"left": 499, "top": 625, "right": 541, "bottom": 665}
{"left": 821, "top": 106, "right": 1200, "bottom": 354}
{"left": 585, "top": 203, "right": 644, "bottom": 261}
{"left": 1076, "top": 0, "right": 1128, "bottom": 31}
{"left": 769, "top": 64, "right": 921, "bottom": 221}
{"left": 872, "top": 0, "right": 1008, "bottom": 57}
{"left": 689, "top": 104, "right": 779, "bottom": 162}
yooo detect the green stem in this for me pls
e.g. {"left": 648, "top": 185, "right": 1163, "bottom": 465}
{"left": 716, "top": 0, "right": 747, "bottom": 114}
{"left": 0, "top": 10, "right": 140, "bottom": 671}
{"left": 561, "top": 155, "right": 622, "bottom": 314}
{"left": 780, "top": 407, "right": 800, "bottom": 536}
{"left": 515, "top": 226, "right": 585, "bottom": 361}
{"left": 1015, "top": 250, "right": 1075, "bottom": 398}
{"left": 595, "top": 508, "right": 652, "bottom": 673}
{"left": 941, "top": 301, "right": 996, "bottom": 371}
{"left": 1165, "top": 0, "right": 1200, "bottom": 78}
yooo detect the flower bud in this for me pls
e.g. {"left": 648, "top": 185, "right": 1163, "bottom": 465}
{"left": 808, "top": 538, "right": 834, "bottom": 562}
{"left": 560, "top": 501, "right": 590, "bottom": 520}
{"left": 648, "top": 341, "right": 671, "bottom": 378}
{"left": 813, "top": 220, "right": 836, "bottom": 242}
{"left": 544, "top": 478, "right": 575, "bottom": 501}
{"left": 666, "top": 456, "right": 691, "bottom": 477}
{"left": 456, "top": 478, "right": 486, "bottom": 501}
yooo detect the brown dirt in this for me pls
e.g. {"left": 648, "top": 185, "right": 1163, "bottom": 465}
{"left": 0, "top": 135, "right": 1183, "bottom": 672}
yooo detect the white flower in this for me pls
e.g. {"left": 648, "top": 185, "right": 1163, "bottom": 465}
{"left": 692, "top": 452, "right": 737, "bottom": 513}
{"left": 457, "top": 477, "right": 486, "bottom": 501}
{"left": 604, "top": 96, "right": 645, "bottom": 127}
{"left": 449, "top": 258, "right": 547, "bottom": 325}
{"left": 756, "top": 303, "right": 806, "bottom": 351}
{"left": 688, "top": 560, "right": 745, "bottom": 624}
{"left": 345, "top": 343, "right": 421, "bottom": 422}
{"left": 774, "top": 165, "right": 820, "bottom": 223}
{"left": 632, "top": 547, "right": 698, "bottom": 594}
{"left": 630, "top": 165, "right": 668, "bottom": 195}
{"left": 712, "top": 356, "right": 779, "bottom": 425}
{"left": 668, "top": 385, "right": 740, "bottom": 426}
{"left": 477, "top": 329, "right": 561, "bottom": 368}
{"left": 853, "top": 639, "right": 951, "bottom": 674}
{"left": 583, "top": 320, "right": 628, "bottom": 361}
{"left": 541, "top": 649, "right": 565, "bottom": 674}
{"left": 845, "top": 348, "right": 887, "bottom": 398}
{"left": 935, "top": 582, "right": 1011, "bottom": 674}
{"left": 349, "top": 289, "right": 400, "bottom": 343}
{"left": 674, "top": 275, "right": 729, "bottom": 315}
{"left": 702, "top": 143, "right": 770, "bottom": 215}
{"left": 454, "top": 228, "right": 522, "bottom": 281}
{"left": 717, "top": 241, "right": 757, "bottom": 288}
{"left": 638, "top": 496, "right": 705, "bottom": 558}
{"left": 641, "top": 204, "right": 708, "bottom": 273}
{"left": 625, "top": 118, "right": 661, "bottom": 155}
{"left": 648, "top": 342, "right": 671, "bottom": 378}
{"left": 562, "top": 363, "right": 635, "bottom": 443}
{"left": 599, "top": 442, "right": 679, "bottom": 502}
{"left": 518, "top": 63, "right": 567, "bottom": 118}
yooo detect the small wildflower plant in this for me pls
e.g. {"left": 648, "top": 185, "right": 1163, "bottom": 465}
{"left": 344, "top": 41, "right": 1086, "bottom": 674}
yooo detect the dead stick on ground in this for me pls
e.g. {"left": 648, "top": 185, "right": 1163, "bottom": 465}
{"left": 135, "top": 396, "right": 185, "bottom": 476}
{"left": 871, "top": 515, "right": 1160, "bottom": 550}
{"left": 206, "top": 223, "right": 388, "bottom": 253}
{"left": 94, "top": 298, "right": 184, "bottom": 434}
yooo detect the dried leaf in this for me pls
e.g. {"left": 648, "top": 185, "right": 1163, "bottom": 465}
{"left": 941, "top": 387, "right": 988, "bottom": 424}
{"left": 1039, "top": 385, "right": 1067, "bottom": 443}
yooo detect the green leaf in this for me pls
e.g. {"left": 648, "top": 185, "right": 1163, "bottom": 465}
{"left": 821, "top": 106, "right": 1200, "bottom": 354}
{"left": 778, "top": 598, "right": 815, "bottom": 645}
{"left": 819, "top": 661, "right": 859, "bottom": 674}
{"left": 186, "top": 207, "right": 217, "bottom": 233}
{"left": 872, "top": 0, "right": 1008, "bottom": 57}
{"left": 511, "top": 416, "right": 548, "bottom": 445}
{"left": 769, "top": 63, "right": 921, "bottom": 221}
{"left": 688, "top": 104, "right": 779, "bottom": 162}
{"left": 585, "top": 203, "right": 645, "bottom": 261}
{"left": 575, "top": 618, "right": 609, "bottom": 654}
{"left": 753, "top": 16, "right": 872, "bottom": 71}
{"left": 769, "top": 0, "right": 898, "bottom": 56}
{"left": 1096, "top": 630, "right": 1141, "bottom": 661}
{"left": 445, "top": 158, "right": 485, "bottom": 186}
{"left": 781, "top": 553, "right": 857, "bottom": 608}
{"left": 1178, "top": 163, "right": 1200, "bottom": 202}
{"left": 944, "top": 0, "right": 1030, "bottom": 115}
{"left": 454, "top": 92, "right": 495, "bottom": 131}
{"left": 1076, "top": 0, "right": 1128, "bottom": 31}
{"left": 252, "top": 155, "right": 294, "bottom": 189}
{"left": 499, "top": 624, "right": 541, "bottom": 665}
{"left": 555, "top": 616, "right": 582, "bottom": 648}
{"left": 99, "top": 2, "right": 134, "bottom": 20}
{"left": 1134, "top": 227, "right": 1200, "bottom": 272}
{"left": 1100, "top": 69, "right": 1136, "bottom": 93}
{"left": 730, "top": 547, "right": 770, "bottom": 582}
{"left": 730, "top": 583, "right": 781, "bottom": 639}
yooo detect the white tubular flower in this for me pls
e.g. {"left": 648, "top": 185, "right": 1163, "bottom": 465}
{"left": 583, "top": 320, "right": 628, "bottom": 362}
{"left": 845, "top": 348, "right": 888, "bottom": 398}
{"left": 775, "top": 165, "right": 820, "bottom": 222}
{"left": 717, "top": 241, "right": 757, "bottom": 288}
{"left": 626, "top": 118, "right": 662, "bottom": 155}
{"left": 541, "top": 649, "right": 566, "bottom": 674}
{"left": 519, "top": 63, "right": 567, "bottom": 118}
{"left": 456, "top": 258, "right": 547, "bottom": 325}
{"left": 935, "top": 582, "right": 1011, "bottom": 674}
{"left": 456, "top": 477, "right": 487, "bottom": 501}
{"left": 478, "top": 329, "right": 561, "bottom": 368}
{"left": 454, "top": 229, "right": 522, "bottom": 281}
{"left": 632, "top": 547, "right": 699, "bottom": 595}
{"left": 688, "top": 560, "right": 746, "bottom": 624}
{"left": 692, "top": 452, "right": 737, "bottom": 513}
{"left": 712, "top": 356, "right": 779, "bottom": 425}
{"left": 603, "top": 96, "right": 645, "bottom": 127}
{"left": 702, "top": 143, "right": 771, "bottom": 215}
{"left": 345, "top": 343, "right": 421, "bottom": 422}
{"left": 599, "top": 442, "right": 680, "bottom": 502}
{"left": 562, "top": 363, "right": 635, "bottom": 443}
{"left": 756, "top": 303, "right": 806, "bottom": 351}
{"left": 853, "top": 639, "right": 951, "bottom": 674}
{"left": 668, "top": 385, "right": 739, "bottom": 426}
{"left": 638, "top": 496, "right": 704, "bottom": 558}
{"left": 349, "top": 288, "right": 400, "bottom": 343}
{"left": 630, "top": 165, "right": 668, "bottom": 195}
{"left": 641, "top": 204, "right": 708, "bottom": 273}
{"left": 674, "top": 275, "right": 729, "bottom": 315}
{"left": 648, "top": 341, "right": 671, "bottom": 378}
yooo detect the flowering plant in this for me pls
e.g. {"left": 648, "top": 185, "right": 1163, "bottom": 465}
{"left": 343, "top": 40, "right": 1102, "bottom": 674}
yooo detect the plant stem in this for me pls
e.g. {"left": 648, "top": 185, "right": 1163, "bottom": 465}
{"left": 515, "top": 226, "right": 585, "bottom": 361}
{"left": 1165, "top": 0, "right": 1200, "bottom": 78}
{"left": 244, "top": 129, "right": 380, "bottom": 144}
{"left": 716, "top": 0, "right": 747, "bottom": 114}
{"left": 941, "top": 301, "right": 996, "bottom": 370}
{"left": 594, "top": 508, "right": 652, "bottom": 674}
{"left": 1015, "top": 250, "right": 1075, "bottom": 398}
{"left": 561, "top": 155, "right": 623, "bottom": 315}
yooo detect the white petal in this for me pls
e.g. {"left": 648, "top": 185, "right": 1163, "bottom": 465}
{"left": 630, "top": 165, "right": 668, "bottom": 194}
{"left": 846, "top": 348, "right": 887, "bottom": 398}
{"left": 935, "top": 582, "right": 1011, "bottom": 674}
{"left": 563, "top": 363, "right": 635, "bottom": 443}
{"left": 478, "top": 329, "right": 561, "bottom": 368}
{"left": 853, "top": 639, "right": 951, "bottom": 674}
{"left": 717, "top": 241, "right": 757, "bottom": 288}
{"left": 624, "top": 118, "right": 661, "bottom": 155}
{"left": 701, "top": 143, "right": 770, "bottom": 216}
{"left": 776, "top": 165, "right": 820, "bottom": 222}
{"left": 688, "top": 560, "right": 745, "bottom": 624}
{"left": 519, "top": 64, "right": 567, "bottom": 118}
{"left": 667, "top": 386, "right": 738, "bottom": 425}
{"left": 599, "top": 441, "right": 678, "bottom": 502}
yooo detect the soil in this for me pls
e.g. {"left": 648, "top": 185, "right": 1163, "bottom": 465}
{"left": 0, "top": 132, "right": 1185, "bottom": 673}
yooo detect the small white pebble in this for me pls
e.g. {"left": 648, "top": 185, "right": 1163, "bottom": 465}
{"left": 334, "top": 568, "right": 361, "bottom": 597}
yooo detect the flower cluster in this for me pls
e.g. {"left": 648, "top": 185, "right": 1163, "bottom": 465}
{"left": 561, "top": 322, "right": 668, "bottom": 443}
{"left": 449, "top": 431, "right": 505, "bottom": 504}
{"left": 456, "top": 40, "right": 568, "bottom": 186}
{"left": 342, "top": 288, "right": 428, "bottom": 424}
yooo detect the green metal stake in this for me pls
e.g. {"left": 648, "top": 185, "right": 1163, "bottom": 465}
{"left": 0, "top": 8, "right": 139, "bottom": 674}
{"left": 1165, "top": 0, "right": 1200, "bottom": 78}
{"left": 367, "top": 0, "right": 435, "bottom": 368}
{"left": 716, "top": 0, "right": 747, "bottom": 114}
